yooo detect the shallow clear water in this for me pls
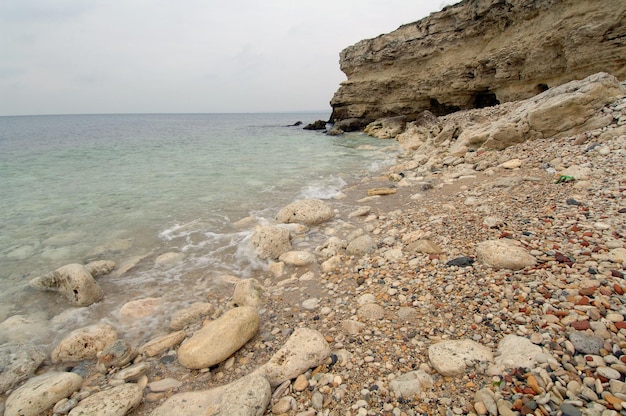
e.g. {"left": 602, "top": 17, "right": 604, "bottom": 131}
{"left": 0, "top": 113, "right": 397, "bottom": 345}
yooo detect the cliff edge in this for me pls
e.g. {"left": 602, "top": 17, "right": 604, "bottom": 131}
{"left": 329, "top": 0, "right": 626, "bottom": 129}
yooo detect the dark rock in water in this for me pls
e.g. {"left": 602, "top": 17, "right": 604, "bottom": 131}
{"left": 287, "top": 121, "right": 302, "bottom": 127}
{"left": 333, "top": 118, "right": 367, "bottom": 132}
{"left": 303, "top": 120, "right": 327, "bottom": 130}
{"left": 446, "top": 256, "right": 475, "bottom": 267}
{"left": 327, "top": 126, "right": 344, "bottom": 136}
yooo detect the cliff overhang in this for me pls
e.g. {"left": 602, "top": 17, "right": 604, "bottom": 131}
{"left": 329, "top": 0, "right": 626, "bottom": 129}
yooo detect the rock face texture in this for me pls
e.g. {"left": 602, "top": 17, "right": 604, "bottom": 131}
{"left": 330, "top": 0, "right": 626, "bottom": 128}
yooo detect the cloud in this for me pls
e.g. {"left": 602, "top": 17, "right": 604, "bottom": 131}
{"left": 0, "top": 0, "right": 454, "bottom": 115}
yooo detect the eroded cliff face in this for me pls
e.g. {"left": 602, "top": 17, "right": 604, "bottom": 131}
{"left": 329, "top": 0, "right": 626, "bottom": 128}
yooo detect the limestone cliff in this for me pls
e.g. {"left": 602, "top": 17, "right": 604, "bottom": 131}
{"left": 329, "top": 0, "right": 626, "bottom": 129}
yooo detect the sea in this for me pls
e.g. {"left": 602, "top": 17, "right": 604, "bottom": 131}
{"left": 0, "top": 112, "right": 399, "bottom": 346}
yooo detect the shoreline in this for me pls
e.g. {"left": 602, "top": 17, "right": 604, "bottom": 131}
{"left": 2, "top": 75, "right": 626, "bottom": 415}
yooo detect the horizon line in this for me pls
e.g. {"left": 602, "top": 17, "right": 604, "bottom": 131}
{"left": 0, "top": 110, "right": 333, "bottom": 118}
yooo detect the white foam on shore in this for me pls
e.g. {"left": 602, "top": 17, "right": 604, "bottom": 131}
{"left": 298, "top": 175, "right": 348, "bottom": 199}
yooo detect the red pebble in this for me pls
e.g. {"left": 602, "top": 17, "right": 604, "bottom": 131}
{"left": 579, "top": 287, "right": 597, "bottom": 296}
{"left": 615, "top": 322, "right": 626, "bottom": 330}
{"left": 572, "top": 321, "right": 591, "bottom": 330}
{"left": 575, "top": 296, "right": 590, "bottom": 306}
{"left": 615, "top": 284, "right": 625, "bottom": 295}
{"left": 612, "top": 270, "right": 625, "bottom": 279}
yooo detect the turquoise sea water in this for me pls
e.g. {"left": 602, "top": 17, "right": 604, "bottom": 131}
{"left": 0, "top": 113, "right": 397, "bottom": 344}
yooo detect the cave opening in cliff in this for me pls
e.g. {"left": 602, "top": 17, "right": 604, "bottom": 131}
{"left": 429, "top": 98, "right": 461, "bottom": 116}
{"left": 473, "top": 90, "right": 500, "bottom": 109}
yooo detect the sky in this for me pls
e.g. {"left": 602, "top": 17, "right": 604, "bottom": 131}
{"left": 1, "top": 1, "right": 457, "bottom": 116}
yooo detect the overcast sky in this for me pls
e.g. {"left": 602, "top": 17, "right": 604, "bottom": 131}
{"left": 1, "top": 1, "right": 456, "bottom": 116}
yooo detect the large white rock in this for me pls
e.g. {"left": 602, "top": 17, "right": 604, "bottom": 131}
{"left": 608, "top": 248, "right": 626, "bottom": 264}
{"left": 4, "top": 371, "right": 83, "bottom": 416}
{"left": 178, "top": 306, "right": 259, "bottom": 369}
{"left": 346, "top": 235, "right": 377, "bottom": 256}
{"left": 29, "top": 263, "right": 103, "bottom": 306}
{"left": 389, "top": 370, "right": 433, "bottom": 397}
{"left": 275, "top": 199, "right": 334, "bottom": 225}
{"left": 252, "top": 328, "right": 330, "bottom": 387}
{"left": 169, "top": 302, "right": 214, "bottom": 330}
{"left": 51, "top": 323, "right": 118, "bottom": 363}
{"left": 151, "top": 374, "right": 271, "bottom": 416}
{"left": 428, "top": 339, "right": 494, "bottom": 376}
{"left": 278, "top": 250, "right": 317, "bottom": 266}
{"left": 249, "top": 225, "right": 292, "bottom": 260}
{"left": 493, "top": 334, "right": 542, "bottom": 372}
{"left": 0, "top": 343, "right": 46, "bottom": 394}
{"left": 476, "top": 239, "right": 536, "bottom": 270}
{"left": 231, "top": 278, "right": 263, "bottom": 309}
{"left": 69, "top": 383, "right": 143, "bottom": 416}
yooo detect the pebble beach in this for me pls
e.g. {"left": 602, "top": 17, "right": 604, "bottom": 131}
{"left": 1, "top": 75, "right": 626, "bottom": 416}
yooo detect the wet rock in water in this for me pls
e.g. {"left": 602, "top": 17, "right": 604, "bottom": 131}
{"left": 278, "top": 250, "right": 317, "bottom": 266}
{"left": 303, "top": 120, "right": 327, "bottom": 130}
{"left": 169, "top": 302, "right": 214, "bottom": 330}
{"left": 84, "top": 260, "right": 117, "bottom": 277}
{"left": 148, "top": 377, "right": 182, "bottom": 392}
{"left": 118, "top": 297, "right": 163, "bottom": 320}
{"left": 96, "top": 339, "right": 136, "bottom": 371}
{"left": 231, "top": 278, "right": 263, "bottom": 308}
{"left": 68, "top": 383, "right": 142, "bottom": 416}
{"left": 138, "top": 330, "right": 186, "bottom": 357}
{"left": 51, "top": 323, "right": 118, "bottom": 363}
{"left": 0, "top": 314, "right": 47, "bottom": 344}
{"left": 252, "top": 328, "right": 330, "bottom": 387}
{"left": 151, "top": 374, "right": 271, "bottom": 416}
{"left": 446, "top": 256, "right": 475, "bottom": 267}
{"left": 428, "top": 339, "right": 494, "bottom": 376}
{"left": 276, "top": 199, "right": 334, "bottom": 225}
{"left": 178, "top": 306, "right": 260, "bottom": 369}
{"left": 250, "top": 225, "right": 292, "bottom": 260}
{"left": 112, "top": 362, "right": 150, "bottom": 382}
{"left": 0, "top": 343, "right": 46, "bottom": 394}
{"left": 29, "top": 263, "right": 103, "bottom": 307}
{"left": 389, "top": 370, "right": 434, "bottom": 396}
{"left": 4, "top": 371, "right": 82, "bottom": 416}
{"left": 346, "top": 235, "right": 377, "bottom": 255}
{"left": 154, "top": 252, "right": 184, "bottom": 266}
{"left": 476, "top": 239, "right": 536, "bottom": 270}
